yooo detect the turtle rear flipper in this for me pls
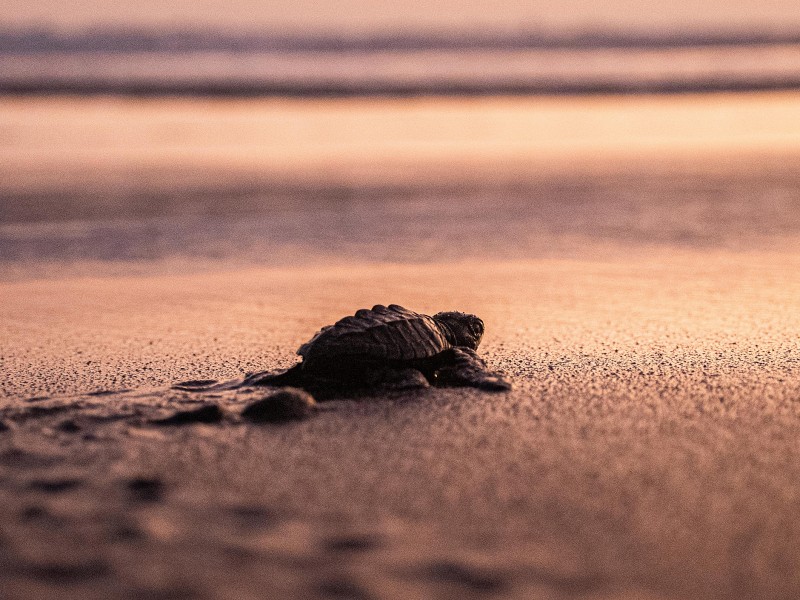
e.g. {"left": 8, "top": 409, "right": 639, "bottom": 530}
{"left": 172, "top": 365, "right": 304, "bottom": 393}
{"left": 435, "top": 348, "right": 512, "bottom": 392}
{"left": 243, "top": 364, "right": 305, "bottom": 388}
{"left": 172, "top": 378, "right": 246, "bottom": 392}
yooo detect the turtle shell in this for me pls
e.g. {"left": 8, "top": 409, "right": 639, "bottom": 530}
{"left": 297, "top": 304, "right": 451, "bottom": 365}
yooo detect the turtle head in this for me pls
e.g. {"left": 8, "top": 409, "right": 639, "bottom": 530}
{"left": 433, "top": 311, "right": 484, "bottom": 350}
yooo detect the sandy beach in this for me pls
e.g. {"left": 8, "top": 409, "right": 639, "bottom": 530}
{"left": 3, "top": 94, "right": 800, "bottom": 599}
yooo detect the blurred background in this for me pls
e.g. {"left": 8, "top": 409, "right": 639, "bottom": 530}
{"left": 4, "top": 0, "right": 800, "bottom": 94}
{"left": 2, "top": 0, "right": 800, "bottom": 278}
{"left": 4, "top": 7, "right": 800, "bottom": 598}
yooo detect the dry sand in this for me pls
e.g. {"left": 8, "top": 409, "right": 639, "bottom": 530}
{"left": 3, "top": 95, "right": 800, "bottom": 599}
{"left": 4, "top": 254, "right": 800, "bottom": 600}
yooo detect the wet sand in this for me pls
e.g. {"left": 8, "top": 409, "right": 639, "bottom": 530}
{"left": 5, "top": 94, "right": 800, "bottom": 199}
{"left": 3, "top": 94, "right": 800, "bottom": 599}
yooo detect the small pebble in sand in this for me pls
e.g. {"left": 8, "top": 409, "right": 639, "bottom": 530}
{"left": 241, "top": 388, "right": 316, "bottom": 423}
{"left": 0, "top": 419, "right": 10, "bottom": 432}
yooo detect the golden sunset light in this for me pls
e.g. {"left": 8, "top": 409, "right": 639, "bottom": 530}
{"left": 2, "top": 1, "right": 800, "bottom": 599}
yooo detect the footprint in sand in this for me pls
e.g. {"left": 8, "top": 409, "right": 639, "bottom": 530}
{"left": 227, "top": 505, "right": 279, "bottom": 532}
{"left": 124, "top": 477, "right": 166, "bottom": 503}
{"left": 424, "top": 560, "right": 508, "bottom": 594}
{"left": 27, "top": 478, "right": 83, "bottom": 494}
{"left": 55, "top": 419, "right": 82, "bottom": 432}
{"left": 20, "top": 559, "right": 110, "bottom": 584}
{"left": 322, "top": 533, "right": 384, "bottom": 555}
{"left": 316, "top": 577, "right": 375, "bottom": 600}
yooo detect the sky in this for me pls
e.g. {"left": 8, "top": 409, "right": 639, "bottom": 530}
{"left": 2, "top": 0, "right": 800, "bottom": 34}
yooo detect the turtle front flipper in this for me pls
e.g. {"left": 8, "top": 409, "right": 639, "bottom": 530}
{"left": 364, "top": 367, "right": 430, "bottom": 392}
{"left": 435, "top": 348, "right": 512, "bottom": 391}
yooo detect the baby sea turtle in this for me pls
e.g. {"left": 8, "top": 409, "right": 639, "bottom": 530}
{"left": 235, "top": 304, "right": 512, "bottom": 396}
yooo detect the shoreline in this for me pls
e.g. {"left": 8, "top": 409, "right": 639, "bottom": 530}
{"left": 5, "top": 79, "right": 800, "bottom": 98}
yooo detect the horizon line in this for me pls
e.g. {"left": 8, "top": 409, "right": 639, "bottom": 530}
{"left": 3, "top": 26, "right": 800, "bottom": 54}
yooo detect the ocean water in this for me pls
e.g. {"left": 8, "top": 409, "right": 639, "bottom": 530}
{"left": 3, "top": 0, "right": 800, "bottom": 95}
{"left": 3, "top": 1, "right": 800, "bottom": 278}
{"left": 2, "top": 29, "right": 800, "bottom": 95}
